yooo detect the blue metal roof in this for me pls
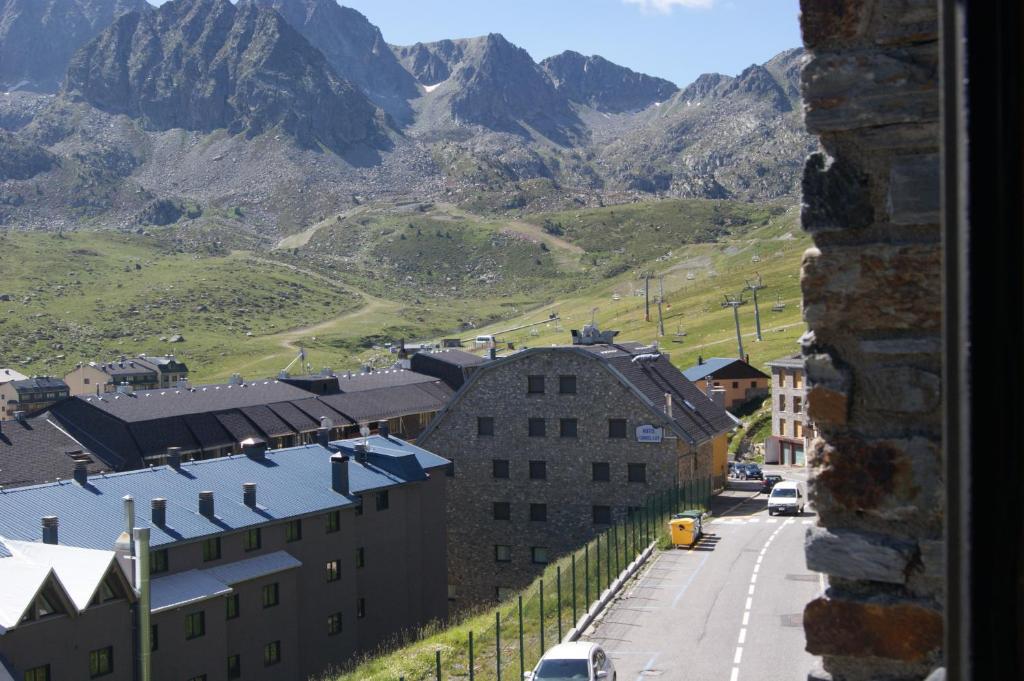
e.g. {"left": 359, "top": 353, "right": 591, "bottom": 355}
{"left": 0, "top": 436, "right": 448, "bottom": 551}
{"left": 681, "top": 357, "right": 741, "bottom": 381}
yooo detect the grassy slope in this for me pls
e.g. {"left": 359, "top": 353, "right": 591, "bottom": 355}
{"left": 0, "top": 200, "right": 808, "bottom": 383}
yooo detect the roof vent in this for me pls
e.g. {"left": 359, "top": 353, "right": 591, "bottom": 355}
{"left": 241, "top": 438, "right": 267, "bottom": 461}
{"left": 14, "top": 411, "right": 26, "bottom": 423}
{"left": 378, "top": 421, "right": 390, "bottom": 440}
{"left": 243, "top": 483, "right": 256, "bottom": 508}
{"left": 199, "top": 491, "right": 215, "bottom": 518}
{"left": 664, "top": 393, "right": 673, "bottom": 419}
{"left": 317, "top": 427, "right": 331, "bottom": 448}
{"left": 331, "top": 454, "right": 350, "bottom": 494}
{"left": 228, "top": 374, "right": 243, "bottom": 386}
{"left": 116, "top": 383, "right": 134, "bottom": 395}
{"left": 152, "top": 498, "right": 167, "bottom": 526}
{"left": 166, "top": 447, "right": 182, "bottom": 470}
{"left": 41, "top": 516, "right": 58, "bottom": 544}
{"left": 73, "top": 460, "right": 88, "bottom": 486}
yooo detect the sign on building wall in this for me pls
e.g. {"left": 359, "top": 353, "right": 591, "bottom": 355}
{"left": 635, "top": 425, "right": 664, "bottom": 443}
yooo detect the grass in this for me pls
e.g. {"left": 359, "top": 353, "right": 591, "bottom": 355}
{"left": 0, "top": 199, "right": 809, "bottom": 383}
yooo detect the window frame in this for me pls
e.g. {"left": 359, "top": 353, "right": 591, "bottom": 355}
{"left": 558, "top": 375, "right": 577, "bottom": 394}
{"left": 559, "top": 418, "right": 578, "bottom": 438}
{"left": 627, "top": 463, "right": 647, "bottom": 483}
{"left": 326, "top": 560, "right": 341, "bottom": 583}
{"left": 326, "top": 510, "right": 340, "bottom": 533}
{"left": 592, "top": 462, "right": 610, "bottom": 482}
{"left": 185, "top": 611, "right": 206, "bottom": 640}
{"left": 608, "top": 418, "right": 627, "bottom": 439}
{"left": 244, "top": 527, "right": 261, "bottom": 552}
{"left": 25, "top": 665, "right": 51, "bottom": 681}
{"left": 356, "top": 598, "right": 366, "bottom": 619}
{"left": 492, "top": 459, "right": 510, "bottom": 479}
{"left": 376, "top": 490, "right": 390, "bottom": 511}
{"left": 528, "top": 417, "right": 546, "bottom": 437}
{"left": 202, "top": 537, "right": 221, "bottom": 562}
{"left": 493, "top": 502, "right": 511, "bottom": 521}
{"left": 530, "top": 503, "right": 547, "bottom": 522}
{"left": 327, "top": 612, "right": 343, "bottom": 636}
{"left": 285, "top": 519, "right": 302, "bottom": 543}
{"left": 477, "top": 416, "right": 495, "bottom": 436}
{"left": 263, "top": 641, "right": 281, "bottom": 667}
{"left": 356, "top": 547, "right": 365, "bottom": 569}
{"left": 262, "top": 583, "right": 279, "bottom": 609}
{"left": 225, "top": 594, "right": 239, "bottom": 620}
{"left": 494, "top": 545, "right": 512, "bottom": 562}
{"left": 593, "top": 505, "right": 612, "bottom": 525}
{"left": 531, "top": 547, "right": 549, "bottom": 565}
{"left": 528, "top": 460, "right": 547, "bottom": 480}
{"left": 527, "top": 375, "right": 545, "bottom": 394}
{"left": 227, "top": 654, "right": 241, "bottom": 680}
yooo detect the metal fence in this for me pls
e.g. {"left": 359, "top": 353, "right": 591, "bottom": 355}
{"left": 393, "top": 475, "right": 715, "bottom": 681}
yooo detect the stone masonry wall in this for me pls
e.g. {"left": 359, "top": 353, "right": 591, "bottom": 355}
{"left": 798, "top": 1, "right": 944, "bottom": 680}
{"left": 420, "top": 348, "right": 708, "bottom": 607}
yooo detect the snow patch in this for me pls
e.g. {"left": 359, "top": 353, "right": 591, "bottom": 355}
{"left": 423, "top": 82, "right": 443, "bottom": 93}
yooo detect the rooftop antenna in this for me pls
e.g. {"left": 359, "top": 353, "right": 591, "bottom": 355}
{"left": 721, "top": 293, "right": 747, "bottom": 359}
{"left": 744, "top": 272, "right": 767, "bottom": 342}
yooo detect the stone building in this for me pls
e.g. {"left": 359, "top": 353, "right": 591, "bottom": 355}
{"left": 682, "top": 356, "right": 771, "bottom": 411}
{"left": 419, "top": 333, "right": 735, "bottom": 606}
{"left": 0, "top": 434, "right": 449, "bottom": 681}
{"left": 765, "top": 354, "right": 815, "bottom": 466}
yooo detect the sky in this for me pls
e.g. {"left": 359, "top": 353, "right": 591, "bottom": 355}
{"left": 146, "top": 0, "right": 802, "bottom": 87}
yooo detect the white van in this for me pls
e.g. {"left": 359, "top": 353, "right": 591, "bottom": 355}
{"left": 474, "top": 334, "right": 496, "bottom": 347}
{"left": 767, "top": 480, "right": 806, "bottom": 516}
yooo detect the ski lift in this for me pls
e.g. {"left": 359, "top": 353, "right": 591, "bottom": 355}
{"left": 673, "top": 325, "right": 687, "bottom": 343}
{"left": 772, "top": 294, "right": 786, "bottom": 312}
{"left": 686, "top": 272, "right": 695, "bottom": 281}
{"left": 612, "top": 293, "right": 621, "bottom": 301}
{"left": 752, "top": 254, "right": 761, "bottom": 263}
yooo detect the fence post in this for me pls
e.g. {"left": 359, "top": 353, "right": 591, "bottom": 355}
{"left": 606, "top": 527, "right": 612, "bottom": 586}
{"left": 557, "top": 565, "right": 563, "bottom": 642}
{"left": 469, "top": 631, "right": 475, "bottom": 681}
{"left": 571, "top": 552, "right": 578, "bottom": 624}
{"left": 496, "top": 611, "right": 502, "bottom": 681}
{"left": 518, "top": 595, "right": 524, "bottom": 680}
{"left": 435, "top": 649, "right": 441, "bottom": 681}
{"left": 540, "top": 578, "right": 545, "bottom": 653}
{"left": 613, "top": 522, "right": 620, "bottom": 574}
{"left": 595, "top": 535, "right": 600, "bottom": 595}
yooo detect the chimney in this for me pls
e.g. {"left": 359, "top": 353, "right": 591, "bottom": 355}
{"left": 317, "top": 427, "right": 331, "bottom": 448}
{"left": 41, "top": 516, "right": 58, "bottom": 544}
{"left": 664, "top": 392, "right": 673, "bottom": 419}
{"left": 166, "top": 447, "right": 182, "bottom": 470}
{"left": 151, "top": 498, "right": 166, "bottom": 526}
{"left": 199, "top": 491, "right": 214, "bottom": 518}
{"left": 331, "top": 454, "right": 350, "bottom": 494}
{"left": 354, "top": 442, "right": 369, "bottom": 464}
{"left": 698, "top": 355, "right": 704, "bottom": 365}
{"left": 123, "top": 495, "right": 136, "bottom": 554}
{"left": 745, "top": 354, "right": 750, "bottom": 364}
{"left": 242, "top": 439, "right": 267, "bottom": 460}
{"left": 134, "top": 527, "right": 153, "bottom": 681}
{"left": 378, "top": 421, "right": 390, "bottom": 439}
{"left": 14, "top": 411, "right": 26, "bottom": 423}
{"left": 73, "top": 460, "right": 88, "bottom": 485}
{"left": 489, "top": 347, "right": 497, "bottom": 360}
{"left": 243, "top": 482, "right": 256, "bottom": 508}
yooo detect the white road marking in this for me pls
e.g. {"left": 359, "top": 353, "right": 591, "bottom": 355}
{"left": 730, "top": 667, "right": 740, "bottom": 681}
{"left": 742, "top": 610, "right": 750, "bottom": 626}
{"left": 766, "top": 518, "right": 778, "bottom": 524}
{"left": 802, "top": 519, "right": 813, "bottom": 525}
{"left": 671, "top": 549, "right": 711, "bottom": 608}
{"left": 753, "top": 563, "right": 761, "bottom": 573}
{"left": 738, "top": 627, "right": 747, "bottom": 644}
{"left": 748, "top": 584, "right": 755, "bottom": 595}
{"left": 745, "top": 597, "right": 753, "bottom": 610}
{"left": 748, "top": 518, "right": 760, "bottom": 523}
{"left": 734, "top": 647, "right": 743, "bottom": 665}
{"left": 634, "top": 653, "right": 659, "bottom": 681}
{"left": 750, "top": 573, "right": 758, "bottom": 584}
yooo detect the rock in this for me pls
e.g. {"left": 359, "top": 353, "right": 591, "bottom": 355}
{"left": 804, "top": 596, "right": 942, "bottom": 662}
{"left": 805, "top": 526, "right": 915, "bottom": 583}
{"left": 168, "top": 334, "right": 185, "bottom": 343}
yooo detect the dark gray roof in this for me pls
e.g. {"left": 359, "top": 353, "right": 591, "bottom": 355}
{"left": 414, "top": 349, "right": 487, "bottom": 368}
{"left": 335, "top": 369, "right": 440, "bottom": 393}
{"left": 766, "top": 354, "right": 805, "bottom": 369}
{"left": 0, "top": 416, "right": 107, "bottom": 489}
{"left": 11, "top": 377, "right": 68, "bottom": 392}
{"left": 320, "top": 381, "right": 453, "bottom": 423}
{"left": 95, "top": 361, "right": 158, "bottom": 378}
{"left": 75, "top": 381, "right": 315, "bottom": 422}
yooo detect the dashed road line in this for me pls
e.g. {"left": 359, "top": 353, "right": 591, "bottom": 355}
{"left": 633, "top": 653, "right": 659, "bottom": 681}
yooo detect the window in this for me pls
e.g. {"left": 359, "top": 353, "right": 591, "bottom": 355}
{"left": 593, "top": 505, "right": 611, "bottom": 525}
{"left": 530, "top": 503, "right": 547, "bottom": 522}
{"left": 527, "top": 375, "right": 545, "bottom": 393}
{"left": 356, "top": 547, "right": 365, "bottom": 568}
{"left": 529, "top": 460, "right": 547, "bottom": 480}
{"left": 446, "top": 459, "right": 455, "bottom": 477}
{"left": 592, "top": 462, "right": 610, "bottom": 482}
{"left": 225, "top": 594, "right": 239, "bottom": 620}
{"left": 355, "top": 499, "right": 363, "bottom": 516}
{"left": 608, "top": 418, "right": 627, "bottom": 439}
{"left": 795, "top": 421, "right": 804, "bottom": 438}
{"left": 84, "top": 377, "right": 91, "bottom": 385}
{"left": 356, "top": 598, "right": 366, "bottom": 619}
{"left": 326, "top": 510, "right": 340, "bottom": 533}
{"left": 531, "top": 547, "right": 549, "bottom": 564}
{"left": 494, "top": 545, "right": 512, "bottom": 562}
{"left": 150, "top": 548, "right": 169, "bottom": 575}
{"left": 794, "top": 372, "right": 803, "bottom": 389}
{"left": 559, "top": 418, "right": 578, "bottom": 438}
{"left": 779, "top": 419, "right": 786, "bottom": 437}
{"left": 778, "top": 395, "right": 786, "bottom": 411}
{"left": 91, "top": 575, "right": 121, "bottom": 605}
{"left": 151, "top": 624, "right": 159, "bottom": 651}
{"left": 244, "top": 528, "right": 261, "bottom": 552}
{"left": 628, "top": 463, "right": 647, "bottom": 483}
{"left": 262, "top": 583, "right": 279, "bottom": 608}
{"left": 264, "top": 641, "right": 281, "bottom": 667}
{"left": 750, "top": 381, "right": 758, "bottom": 388}
{"left": 477, "top": 416, "right": 495, "bottom": 436}
{"left": 559, "top": 375, "right": 577, "bottom": 394}
{"left": 794, "top": 395, "right": 803, "bottom": 412}
{"left": 328, "top": 612, "right": 343, "bottom": 636}
{"left": 202, "top": 538, "right": 221, "bottom": 562}
{"left": 185, "top": 611, "right": 205, "bottom": 639}
{"left": 89, "top": 647, "right": 113, "bottom": 678}
{"left": 227, "top": 655, "right": 241, "bottom": 680}
{"left": 732, "top": 381, "right": 739, "bottom": 389}
{"left": 528, "top": 418, "right": 546, "bottom": 437}
{"left": 24, "top": 665, "right": 50, "bottom": 681}
{"left": 285, "top": 519, "right": 302, "bottom": 542}
{"left": 493, "top": 502, "right": 511, "bottom": 520}
{"left": 376, "top": 490, "right": 390, "bottom": 511}
{"left": 326, "top": 559, "right": 341, "bottom": 581}
{"left": 492, "top": 459, "right": 510, "bottom": 479}
{"left": 778, "top": 371, "right": 785, "bottom": 387}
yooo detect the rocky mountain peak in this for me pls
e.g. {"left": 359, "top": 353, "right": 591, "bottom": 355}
{"left": 540, "top": 50, "right": 678, "bottom": 113}
{"left": 62, "top": 0, "right": 391, "bottom": 155}
{"left": 721, "top": 63, "right": 791, "bottom": 111}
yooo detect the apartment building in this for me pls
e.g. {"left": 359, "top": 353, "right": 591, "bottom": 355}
{"left": 0, "top": 377, "right": 69, "bottom": 419}
{"left": 0, "top": 433, "right": 449, "bottom": 681}
{"left": 419, "top": 329, "right": 736, "bottom": 606}
{"left": 765, "top": 354, "right": 815, "bottom": 466}
{"left": 64, "top": 356, "right": 189, "bottom": 396}
{"left": 681, "top": 356, "right": 771, "bottom": 411}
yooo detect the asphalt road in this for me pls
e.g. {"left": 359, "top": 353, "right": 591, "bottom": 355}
{"left": 584, "top": 468, "right": 822, "bottom": 681}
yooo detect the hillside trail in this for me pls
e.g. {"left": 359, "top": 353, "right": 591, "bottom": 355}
{"left": 272, "top": 205, "right": 370, "bottom": 251}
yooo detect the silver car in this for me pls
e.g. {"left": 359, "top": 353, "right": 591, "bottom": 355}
{"left": 524, "top": 641, "right": 617, "bottom": 681}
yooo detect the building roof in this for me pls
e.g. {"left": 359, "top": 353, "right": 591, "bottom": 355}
{"left": 0, "top": 436, "right": 448, "bottom": 551}
{"left": 151, "top": 550, "right": 300, "bottom": 613}
{"left": 334, "top": 369, "right": 440, "bottom": 393}
{"left": 414, "top": 349, "right": 487, "bottom": 368}
{"left": 0, "top": 369, "right": 27, "bottom": 385}
{"left": 0, "top": 415, "right": 106, "bottom": 489}
{"left": 682, "top": 357, "right": 770, "bottom": 382}
{"left": 320, "top": 381, "right": 453, "bottom": 424}
{"left": 92, "top": 360, "right": 158, "bottom": 378}
{"left": 10, "top": 377, "right": 68, "bottom": 393}
{"left": 766, "top": 353, "right": 805, "bottom": 369}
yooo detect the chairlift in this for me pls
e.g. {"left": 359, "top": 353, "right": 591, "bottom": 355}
{"left": 612, "top": 293, "right": 621, "bottom": 301}
{"left": 673, "top": 325, "right": 687, "bottom": 343}
{"left": 752, "top": 254, "right": 761, "bottom": 263}
{"left": 686, "top": 272, "right": 696, "bottom": 281}
{"left": 771, "top": 294, "right": 786, "bottom": 312}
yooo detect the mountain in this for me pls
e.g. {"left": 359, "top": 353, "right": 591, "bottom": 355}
{"left": 0, "top": 0, "right": 150, "bottom": 92}
{"left": 401, "top": 34, "right": 584, "bottom": 147}
{"left": 252, "top": 0, "right": 420, "bottom": 124}
{"left": 599, "top": 48, "right": 815, "bottom": 200}
{"left": 540, "top": 51, "right": 678, "bottom": 113}
{"left": 62, "top": 0, "right": 391, "bottom": 155}
{"left": 393, "top": 39, "right": 465, "bottom": 86}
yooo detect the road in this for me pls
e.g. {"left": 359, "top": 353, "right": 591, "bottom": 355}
{"left": 584, "top": 466, "right": 821, "bottom": 681}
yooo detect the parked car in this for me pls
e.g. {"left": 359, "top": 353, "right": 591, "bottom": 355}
{"left": 767, "top": 481, "right": 807, "bottom": 515}
{"left": 761, "top": 474, "right": 784, "bottom": 493}
{"left": 524, "top": 641, "right": 616, "bottom": 680}
{"left": 737, "top": 463, "right": 764, "bottom": 480}
{"left": 728, "top": 461, "right": 740, "bottom": 478}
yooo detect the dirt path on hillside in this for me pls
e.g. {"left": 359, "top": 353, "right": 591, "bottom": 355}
{"left": 273, "top": 205, "right": 370, "bottom": 251}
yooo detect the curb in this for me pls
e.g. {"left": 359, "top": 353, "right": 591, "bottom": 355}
{"left": 563, "top": 540, "right": 659, "bottom": 643}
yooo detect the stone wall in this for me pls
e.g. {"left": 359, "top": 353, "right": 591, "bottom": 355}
{"left": 420, "top": 348, "right": 709, "bottom": 607}
{"left": 798, "top": 1, "right": 944, "bottom": 680}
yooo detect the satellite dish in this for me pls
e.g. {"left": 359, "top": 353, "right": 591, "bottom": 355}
{"left": 359, "top": 425, "right": 371, "bottom": 438}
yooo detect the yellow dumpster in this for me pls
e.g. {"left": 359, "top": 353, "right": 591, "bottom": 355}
{"left": 669, "top": 517, "right": 698, "bottom": 547}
